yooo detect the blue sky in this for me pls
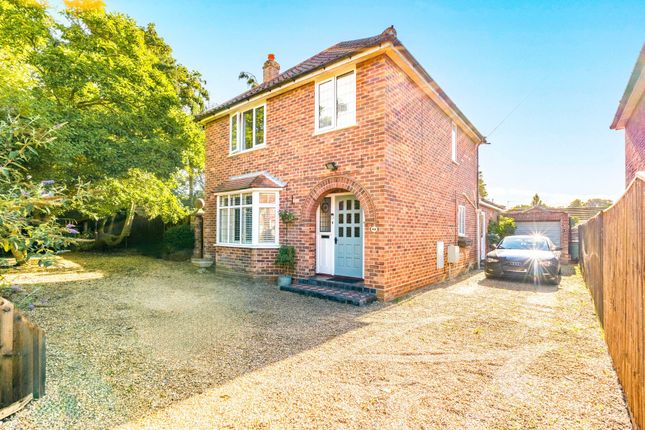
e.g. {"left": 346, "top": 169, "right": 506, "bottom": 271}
{"left": 52, "top": 0, "right": 645, "bottom": 206}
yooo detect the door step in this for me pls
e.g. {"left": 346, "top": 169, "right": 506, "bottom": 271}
{"left": 280, "top": 282, "right": 377, "bottom": 306}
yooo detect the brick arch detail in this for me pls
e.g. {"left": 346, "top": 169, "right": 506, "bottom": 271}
{"left": 302, "top": 176, "right": 377, "bottom": 223}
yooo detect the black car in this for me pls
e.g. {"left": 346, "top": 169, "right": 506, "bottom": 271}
{"left": 484, "top": 235, "right": 562, "bottom": 285}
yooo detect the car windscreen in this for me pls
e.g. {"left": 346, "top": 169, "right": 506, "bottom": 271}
{"left": 498, "top": 237, "right": 550, "bottom": 251}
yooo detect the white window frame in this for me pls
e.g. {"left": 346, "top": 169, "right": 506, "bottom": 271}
{"left": 216, "top": 188, "right": 280, "bottom": 248}
{"left": 314, "top": 69, "right": 356, "bottom": 134}
{"left": 458, "top": 205, "right": 466, "bottom": 237}
{"left": 229, "top": 104, "right": 266, "bottom": 155}
{"left": 451, "top": 121, "right": 458, "bottom": 163}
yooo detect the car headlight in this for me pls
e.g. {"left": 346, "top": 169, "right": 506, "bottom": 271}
{"left": 486, "top": 257, "right": 499, "bottom": 263}
{"left": 540, "top": 259, "right": 556, "bottom": 267}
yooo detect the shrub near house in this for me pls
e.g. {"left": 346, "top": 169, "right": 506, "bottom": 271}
{"left": 197, "top": 27, "right": 488, "bottom": 301}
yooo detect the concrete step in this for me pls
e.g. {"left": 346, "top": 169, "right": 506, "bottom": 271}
{"left": 280, "top": 282, "right": 377, "bottom": 306}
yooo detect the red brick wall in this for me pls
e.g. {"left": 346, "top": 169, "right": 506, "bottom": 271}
{"left": 625, "top": 94, "right": 645, "bottom": 187}
{"left": 203, "top": 56, "right": 389, "bottom": 291}
{"left": 202, "top": 54, "right": 481, "bottom": 300}
{"left": 381, "top": 57, "right": 480, "bottom": 300}
{"left": 505, "top": 208, "right": 570, "bottom": 261}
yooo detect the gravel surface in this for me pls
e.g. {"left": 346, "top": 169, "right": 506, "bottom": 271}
{"left": 0, "top": 253, "right": 631, "bottom": 429}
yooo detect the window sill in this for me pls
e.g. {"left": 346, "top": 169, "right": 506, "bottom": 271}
{"left": 215, "top": 243, "right": 280, "bottom": 249}
{"left": 313, "top": 122, "right": 357, "bottom": 137}
{"left": 229, "top": 144, "right": 267, "bottom": 157}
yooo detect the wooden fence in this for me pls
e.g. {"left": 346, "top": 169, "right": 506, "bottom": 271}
{"left": 578, "top": 173, "right": 645, "bottom": 429}
{"left": 0, "top": 298, "right": 46, "bottom": 420}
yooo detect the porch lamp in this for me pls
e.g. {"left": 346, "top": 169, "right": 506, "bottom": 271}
{"left": 324, "top": 161, "right": 338, "bottom": 171}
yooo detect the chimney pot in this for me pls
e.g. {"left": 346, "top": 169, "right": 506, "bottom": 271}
{"left": 263, "top": 54, "right": 280, "bottom": 83}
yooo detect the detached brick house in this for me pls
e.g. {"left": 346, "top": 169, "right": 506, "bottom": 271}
{"left": 197, "top": 27, "right": 487, "bottom": 301}
{"left": 611, "top": 43, "right": 645, "bottom": 187}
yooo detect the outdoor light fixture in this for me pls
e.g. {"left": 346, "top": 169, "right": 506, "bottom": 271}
{"left": 324, "top": 161, "right": 338, "bottom": 171}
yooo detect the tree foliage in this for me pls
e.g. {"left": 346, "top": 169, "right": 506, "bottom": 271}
{"left": 478, "top": 171, "right": 488, "bottom": 199}
{"left": 531, "top": 193, "right": 544, "bottom": 207}
{"left": 487, "top": 215, "right": 516, "bottom": 246}
{"left": 0, "top": 0, "right": 209, "bottom": 247}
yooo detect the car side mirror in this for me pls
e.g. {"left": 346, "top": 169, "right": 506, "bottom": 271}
{"left": 491, "top": 243, "right": 498, "bottom": 249}
{"left": 554, "top": 247, "right": 562, "bottom": 251}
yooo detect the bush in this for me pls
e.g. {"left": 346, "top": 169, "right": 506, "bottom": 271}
{"left": 487, "top": 215, "right": 516, "bottom": 245}
{"left": 163, "top": 224, "right": 194, "bottom": 251}
{"left": 275, "top": 245, "right": 296, "bottom": 272}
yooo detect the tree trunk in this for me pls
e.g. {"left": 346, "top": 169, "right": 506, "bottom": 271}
{"left": 10, "top": 247, "right": 28, "bottom": 266}
{"left": 94, "top": 203, "right": 136, "bottom": 248}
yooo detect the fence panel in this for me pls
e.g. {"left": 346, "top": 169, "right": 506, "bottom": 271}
{"left": 578, "top": 175, "right": 645, "bottom": 429}
{"left": 0, "top": 299, "right": 46, "bottom": 420}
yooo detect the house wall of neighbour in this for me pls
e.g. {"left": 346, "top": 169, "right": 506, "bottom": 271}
{"left": 202, "top": 55, "right": 390, "bottom": 290}
{"left": 480, "top": 205, "right": 501, "bottom": 252}
{"left": 504, "top": 209, "right": 570, "bottom": 262}
{"left": 381, "top": 57, "right": 480, "bottom": 301}
{"left": 625, "top": 94, "right": 645, "bottom": 186}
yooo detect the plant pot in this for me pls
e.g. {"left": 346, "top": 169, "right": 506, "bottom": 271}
{"left": 277, "top": 275, "right": 292, "bottom": 287}
{"left": 191, "top": 257, "right": 214, "bottom": 268}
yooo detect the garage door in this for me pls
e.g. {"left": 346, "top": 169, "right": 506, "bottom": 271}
{"left": 514, "top": 221, "right": 561, "bottom": 247}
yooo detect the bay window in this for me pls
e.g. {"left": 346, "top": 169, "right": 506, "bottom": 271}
{"left": 217, "top": 190, "right": 279, "bottom": 246}
{"left": 315, "top": 70, "right": 356, "bottom": 132}
{"left": 230, "top": 105, "right": 265, "bottom": 154}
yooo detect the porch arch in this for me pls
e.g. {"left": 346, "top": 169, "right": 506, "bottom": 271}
{"left": 302, "top": 176, "right": 377, "bottom": 224}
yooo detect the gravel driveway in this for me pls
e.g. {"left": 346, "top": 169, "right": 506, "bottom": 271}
{"left": 1, "top": 253, "right": 631, "bottom": 429}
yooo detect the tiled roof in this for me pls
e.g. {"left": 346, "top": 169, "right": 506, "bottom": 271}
{"left": 197, "top": 27, "right": 399, "bottom": 121}
{"left": 196, "top": 26, "right": 484, "bottom": 141}
{"left": 213, "top": 174, "right": 283, "bottom": 193}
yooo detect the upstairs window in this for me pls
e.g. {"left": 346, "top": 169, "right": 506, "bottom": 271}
{"left": 451, "top": 122, "right": 457, "bottom": 162}
{"left": 457, "top": 205, "right": 466, "bottom": 237}
{"left": 230, "top": 105, "right": 265, "bottom": 154}
{"left": 315, "top": 71, "right": 356, "bottom": 132}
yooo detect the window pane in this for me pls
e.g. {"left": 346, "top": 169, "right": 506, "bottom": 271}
{"left": 258, "top": 207, "right": 276, "bottom": 243}
{"left": 232, "top": 194, "right": 241, "bottom": 206}
{"left": 243, "top": 109, "right": 253, "bottom": 150}
{"left": 354, "top": 227, "right": 360, "bottom": 238}
{"left": 222, "top": 196, "right": 229, "bottom": 207}
{"left": 243, "top": 207, "right": 253, "bottom": 243}
{"left": 219, "top": 208, "right": 229, "bottom": 243}
{"left": 338, "top": 214, "right": 344, "bottom": 224}
{"left": 254, "top": 106, "right": 264, "bottom": 145}
{"left": 231, "top": 115, "right": 238, "bottom": 152}
{"left": 354, "top": 200, "right": 360, "bottom": 209}
{"left": 319, "top": 197, "right": 331, "bottom": 233}
{"left": 259, "top": 193, "right": 275, "bottom": 204}
{"left": 233, "top": 208, "right": 241, "bottom": 242}
{"left": 338, "top": 226, "right": 344, "bottom": 237}
{"left": 336, "top": 72, "right": 355, "bottom": 127}
{"left": 339, "top": 201, "right": 344, "bottom": 210}
{"left": 346, "top": 227, "right": 352, "bottom": 238}
{"left": 318, "top": 80, "right": 334, "bottom": 129}
{"left": 243, "top": 193, "right": 253, "bottom": 205}
{"left": 354, "top": 213, "right": 360, "bottom": 224}
{"left": 346, "top": 199, "right": 352, "bottom": 210}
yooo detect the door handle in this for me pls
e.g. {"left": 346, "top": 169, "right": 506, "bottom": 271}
{"left": 335, "top": 237, "right": 338, "bottom": 244}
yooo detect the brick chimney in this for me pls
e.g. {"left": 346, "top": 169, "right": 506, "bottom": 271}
{"left": 263, "top": 54, "right": 280, "bottom": 83}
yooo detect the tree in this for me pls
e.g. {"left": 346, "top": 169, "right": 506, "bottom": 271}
{"left": 531, "top": 193, "right": 544, "bottom": 207}
{"left": 238, "top": 71, "right": 258, "bottom": 88}
{"left": 0, "top": 115, "right": 82, "bottom": 265}
{"left": 569, "top": 198, "right": 583, "bottom": 208}
{"left": 487, "top": 215, "right": 516, "bottom": 245}
{"left": 0, "top": 0, "right": 208, "bottom": 246}
{"left": 478, "top": 171, "right": 488, "bottom": 199}
{"left": 584, "top": 198, "right": 612, "bottom": 208}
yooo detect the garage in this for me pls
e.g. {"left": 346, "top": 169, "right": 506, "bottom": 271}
{"left": 504, "top": 206, "right": 570, "bottom": 261}
{"left": 514, "top": 221, "right": 562, "bottom": 247}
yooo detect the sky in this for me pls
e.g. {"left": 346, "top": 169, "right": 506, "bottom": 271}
{"left": 51, "top": 0, "right": 645, "bottom": 207}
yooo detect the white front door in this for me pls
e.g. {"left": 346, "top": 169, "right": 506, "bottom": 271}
{"left": 316, "top": 196, "right": 334, "bottom": 274}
